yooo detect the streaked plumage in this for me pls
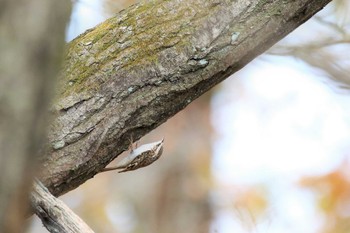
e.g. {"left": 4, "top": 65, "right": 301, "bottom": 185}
{"left": 102, "top": 139, "right": 164, "bottom": 173}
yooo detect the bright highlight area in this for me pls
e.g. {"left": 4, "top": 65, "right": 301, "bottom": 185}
{"left": 210, "top": 10, "right": 350, "bottom": 231}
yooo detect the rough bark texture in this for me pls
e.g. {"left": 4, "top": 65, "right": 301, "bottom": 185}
{"left": 41, "top": 0, "right": 332, "bottom": 197}
{"left": 0, "top": 0, "right": 70, "bottom": 232}
{"left": 31, "top": 180, "right": 95, "bottom": 233}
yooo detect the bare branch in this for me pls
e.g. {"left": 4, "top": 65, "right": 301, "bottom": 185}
{"left": 31, "top": 180, "right": 95, "bottom": 233}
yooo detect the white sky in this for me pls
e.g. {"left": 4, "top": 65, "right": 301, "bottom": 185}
{"left": 212, "top": 56, "right": 350, "bottom": 184}
{"left": 66, "top": 0, "right": 105, "bottom": 41}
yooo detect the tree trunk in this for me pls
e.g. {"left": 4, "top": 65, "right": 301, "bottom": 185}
{"left": 0, "top": 0, "right": 70, "bottom": 232}
{"left": 40, "top": 0, "right": 332, "bottom": 197}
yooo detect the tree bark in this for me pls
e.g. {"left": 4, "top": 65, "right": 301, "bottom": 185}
{"left": 31, "top": 180, "right": 95, "bottom": 233}
{"left": 0, "top": 0, "right": 70, "bottom": 231}
{"left": 40, "top": 0, "right": 332, "bottom": 197}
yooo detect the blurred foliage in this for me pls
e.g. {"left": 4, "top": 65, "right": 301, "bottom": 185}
{"left": 102, "top": 0, "right": 138, "bottom": 16}
{"left": 269, "top": 0, "right": 350, "bottom": 90}
{"left": 275, "top": 2, "right": 350, "bottom": 229}
{"left": 300, "top": 159, "right": 350, "bottom": 233}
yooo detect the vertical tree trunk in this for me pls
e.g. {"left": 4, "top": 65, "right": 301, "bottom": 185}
{"left": 0, "top": 1, "right": 71, "bottom": 232}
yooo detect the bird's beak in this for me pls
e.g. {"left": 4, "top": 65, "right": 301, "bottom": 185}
{"left": 155, "top": 139, "right": 164, "bottom": 155}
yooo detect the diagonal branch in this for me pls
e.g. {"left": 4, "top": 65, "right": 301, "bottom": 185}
{"left": 31, "top": 180, "right": 95, "bottom": 233}
{"left": 40, "top": 0, "right": 332, "bottom": 197}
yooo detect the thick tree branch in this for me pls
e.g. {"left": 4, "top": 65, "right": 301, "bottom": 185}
{"left": 40, "top": 0, "right": 331, "bottom": 196}
{"left": 31, "top": 180, "right": 95, "bottom": 233}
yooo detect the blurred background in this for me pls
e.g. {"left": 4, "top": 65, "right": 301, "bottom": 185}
{"left": 28, "top": 0, "right": 350, "bottom": 232}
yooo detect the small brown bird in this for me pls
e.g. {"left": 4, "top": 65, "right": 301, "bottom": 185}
{"left": 102, "top": 138, "right": 164, "bottom": 173}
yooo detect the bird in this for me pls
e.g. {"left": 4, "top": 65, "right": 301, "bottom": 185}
{"left": 101, "top": 138, "right": 164, "bottom": 173}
